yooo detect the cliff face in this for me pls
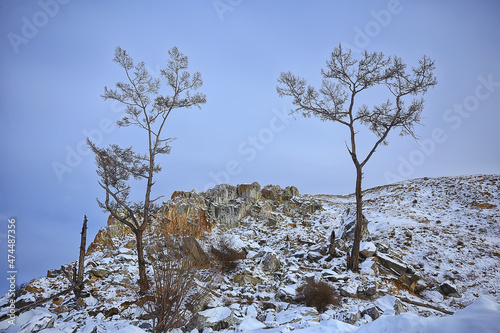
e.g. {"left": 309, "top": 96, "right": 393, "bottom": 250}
{"left": 87, "top": 181, "right": 322, "bottom": 256}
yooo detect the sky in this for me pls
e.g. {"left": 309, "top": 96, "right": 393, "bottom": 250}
{"left": 0, "top": 0, "right": 499, "bottom": 293}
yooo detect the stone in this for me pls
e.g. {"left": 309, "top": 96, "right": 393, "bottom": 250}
{"left": 357, "top": 285, "right": 378, "bottom": 300}
{"left": 188, "top": 307, "right": 233, "bottom": 331}
{"left": 337, "top": 208, "right": 369, "bottom": 242}
{"left": 393, "top": 298, "right": 406, "bottom": 315}
{"left": 46, "top": 269, "right": 59, "bottom": 278}
{"left": 160, "top": 195, "right": 212, "bottom": 237}
{"left": 236, "top": 182, "right": 261, "bottom": 202}
{"left": 282, "top": 186, "right": 299, "bottom": 200}
{"left": 205, "top": 184, "right": 238, "bottom": 205}
{"left": 89, "top": 268, "right": 112, "bottom": 280}
{"left": 360, "top": 241, "right": 377, "bottom": 257}
{"left": 376, "top": 253, "right": 420, "bottom": 292}
{"left": 181, "top": 236, "right": 211, "bottom": 267}
{"left": 438, "top": 282, "right": 461, "bottom": 297}
{"left": 361, "top": 305, "right": 380, "bottom": 320}
{"left": 307, "top": 251, "right": 323, "bottom": 262}
{"left": 18, "top": 313, "right": 55, "bottom": 333}
{"left": 233, "top": 274, "right": 263, "bottom": 286}
{"left": 261, "top": 253, "right": 281, "bottom": 273}
{"left": 262, "top": 184, "right": 283, "bottom": 201}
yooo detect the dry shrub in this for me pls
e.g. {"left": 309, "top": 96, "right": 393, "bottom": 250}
{"left": 295, "top": 279, "right": 340, "bottom": 312}
{"left": 143, "top": 237, "right": 218, "bottom": 332}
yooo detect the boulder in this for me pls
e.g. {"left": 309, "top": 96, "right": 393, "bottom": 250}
{"left": 262, "top": 184, "right": 284, "bottom": 201}
{"left": 283, "top": 186, "right": 299, "bottom": 200}
{"left": 360, "top": 242, "right": 377, "bottom": 257}
{"left": 337, "top": 208, "right": 369, "bottom": 242}
{"left": 438, "top": 282, "right": 461, "bottom": 298}
{"left": 237, "top": 182, "right": 262, "bottom": 202}
{"left": 261, "top": 253, "right": 281, "bottom": 273}
{"left": 188, "top": 307, "right": 233, "bottom": 331}
{"left": 89, "top": 268, "right": 112, "bottom": 280}
{"left": 376, "top": 253, "right": 420, "bottom": 292}
{"left": 233, "top": 274, "right": 263, "bottom": 286}
{"left": 361, "top": 305, "right": 380, "bottom": 320}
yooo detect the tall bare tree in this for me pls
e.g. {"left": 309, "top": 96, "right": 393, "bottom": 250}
{"left": 277, "top": 44, "right": 436, "bottom": 271}
{"left": 88, "top": 46, "right": 206, "bottom": 292}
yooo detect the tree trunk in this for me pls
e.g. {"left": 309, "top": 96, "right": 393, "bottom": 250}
{"left": 136, "top": 228, "right": 149, "bottom": 293}
{"left": 75, "top": 215, "right": 87, "bottom": 297}
{"left": 349, "top": 165, "right": 363, "bottom": 272}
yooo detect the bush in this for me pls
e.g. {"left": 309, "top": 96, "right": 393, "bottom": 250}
{"left": 295, "top": 279, "right": 340, "bottom": 312}
{"left": 143, "top": 236, "right": 218, "bottom": 332}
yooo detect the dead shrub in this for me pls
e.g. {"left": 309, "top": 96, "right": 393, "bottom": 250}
{"left": 142, "top": 237, "right": 219, "bottom": 332}
{"left": 295, "top": 279, "right": 340, "bottom": 312}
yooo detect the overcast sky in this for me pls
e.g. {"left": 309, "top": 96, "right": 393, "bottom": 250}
{"left": 1, "top": 0, "right": 499, "bottom": 293}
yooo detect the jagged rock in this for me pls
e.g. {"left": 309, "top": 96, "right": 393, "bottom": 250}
{"left": 307, "top": 251, "right": 323, "bottom": 262}
{"left": 283, "top": 186, "right": 299, "bottom": 200}
{"left": 237, "top": 182, "right": 261, "bottom": 202}
{"left": 181, "top": 236, "right": 211, "bottom": 267}
{"left": 357, "top": 285, "right": 378, "bottom": 300}
{"left": 262, "top": 184, "right": 284, "bottom": 201}
{"left": 89, "top": 268, "right": 112, "bottom": 280}
{"left": 337, "top": 208, "right": 369, "bottom": 242}
{"left": 376, "top": 253, "right": 420, "bottom": 291}
{"left": 261, "top": 253, "right": 281, "bottom": 273}
{"left": 46, "top": 269, "right": 59, "bottom": 278}
{"left": 394, "top": 298, "right": 407, "bottom": 315}
{"left": 86, "top": 216, "right": 133, "bottom": 255}
{"left": 188, "top": 307, "right": 233, "bottom": 331}
{"left": 160, "top": 194, "right": 212, "bottom": 237}
{"left": 205, "top": 183, "right": 238, "bottom": 204}
{"left": 340, "top": 308, "right": 361, "bottom": 325}
{"left": 19, "top": 313, "right": 55, "bottom": 333}
{"left": 361, "top": 305, "right": 380, "bottom": 320}
{"left": 438, "top": 282, "right": 461, "bottom": 297}
{"left": 171, "top": 189, "right": 199, "bottom": 200}
{"left": 233, "top": 274, "right": 263, "bottom": 286}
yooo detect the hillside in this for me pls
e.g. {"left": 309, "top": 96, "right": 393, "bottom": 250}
{"left": 1, "top": 174, "right": 499, "bottom": 332}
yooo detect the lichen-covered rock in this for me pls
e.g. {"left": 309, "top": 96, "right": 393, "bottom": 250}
{"left": 237, "top": 182, "right": 262, "bottom": 202}
{"left": 337, "top": 208, "right": 369, "bottom": 242}
{"left": 261, "top": 252, "right": 281, "bottom": 273}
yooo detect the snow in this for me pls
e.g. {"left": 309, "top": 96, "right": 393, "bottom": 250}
{"left": 199, "top": 307, "right": 232, "bottom": 323}
{"left": 238, "top": 317, "right": 266, "bottom": 331}
{"left": 1, "top": 175, "right": 498, "bottom": 333}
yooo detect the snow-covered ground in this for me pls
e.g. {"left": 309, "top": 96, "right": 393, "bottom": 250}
{"left": 1, "top": 174, "right": 499, "bottom": 332}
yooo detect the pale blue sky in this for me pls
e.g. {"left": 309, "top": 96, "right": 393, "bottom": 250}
{"left": 1, "top": 0, "right": 499, "bottom": 293}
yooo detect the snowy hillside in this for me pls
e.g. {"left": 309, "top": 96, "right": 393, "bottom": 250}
{"left": 1, "top": 174, "right": 499, "bottom": 332}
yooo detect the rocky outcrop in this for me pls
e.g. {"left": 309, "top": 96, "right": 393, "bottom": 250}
{"left": 86, "top": 182, "right": 322, "bottom": 257}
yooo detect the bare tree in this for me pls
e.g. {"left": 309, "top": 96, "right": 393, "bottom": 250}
{"left": 277, "top": 44, "right": 437, "bottom": 271}
{"left": 88, "top": 46, "right": 206, "bottom": 292}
